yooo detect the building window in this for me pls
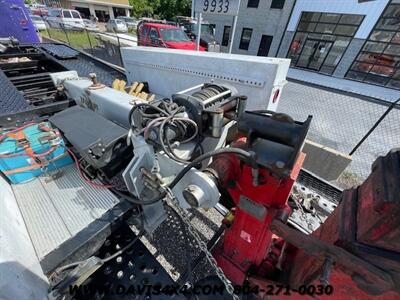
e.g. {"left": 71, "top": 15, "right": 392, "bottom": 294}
{"left": 258, "top": 35, "right": 273, "bottom": 56}
{"left": 247, "top": 0, "right": 259, "bottom": 8}
{"left": 239, "top": 28, "right": 253, "bottom": 50}
{"left": 287, "top": 12, "right": 364, "bottom": 75}
{"left": 271, "top": 0, "right": 285, "bottom": 9}
{"left": 222, "top": 26, "right": 231, "bottom": 46}
{"left": 346, "top": 3, "right": 400, "bottom": 90}
{"left": 113, "top": 7, "right": 126, "bottom": 18}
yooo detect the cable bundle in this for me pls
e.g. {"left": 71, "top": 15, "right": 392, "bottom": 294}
{"left": 129, "top": 100, "right": 200, "bottom": 163}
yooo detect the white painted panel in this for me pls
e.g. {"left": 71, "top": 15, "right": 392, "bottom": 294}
{"left": 121, "top": 46, "right": 290, "bottom": 111}
{"left": 287, "top": 0, "right": 389, "bottom": 39}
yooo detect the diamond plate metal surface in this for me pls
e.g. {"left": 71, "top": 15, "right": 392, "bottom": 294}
{"left": 46, "top": 49, "right": 126, "bottom": 87}
{"left": 0, "top": 70, "right": 30, "bottom": 116}
{"left": 40, "top": 44, "right": 79, "bottom": 59}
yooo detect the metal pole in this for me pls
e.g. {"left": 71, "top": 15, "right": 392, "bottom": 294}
{"left": 62, "top": 24, "right": 71, "bottom": 46}
{"left": 45, "top": 23, "right": 51, "bottom": 39}
{"left": 116, "top": 33, "right": 123, "bottom": 66}
{"left": 228, "top": 0, "right": 241, "bottom": 54}
{"left": 228, "top": 15, "right": 238, "bottom": 54}
{"left": 85, "top": 28, "right": 94, "bottom": 55}
{"left": 196, "top": 12, "right": 202, "bottom": 51}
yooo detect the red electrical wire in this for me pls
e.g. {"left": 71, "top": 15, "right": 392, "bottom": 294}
{"left": 0, "top": 122, "right": 58, "bottom": 158}
{"left": 66, "top": 148, "right": 115, "bottom": 189}
{"left": 0, "top": 122, "right": 37, "bottom": 143}
{"left": 1, "top": 122, "right": 114, "bottom": 189}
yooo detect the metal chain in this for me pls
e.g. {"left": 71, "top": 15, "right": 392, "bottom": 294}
{"left": 165, "top": 188, "right": 240, "bottom": 300}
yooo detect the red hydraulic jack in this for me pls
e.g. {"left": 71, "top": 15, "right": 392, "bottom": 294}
{"left": 209, "top": 111, "right": 311, "bottom": 284}
{"left": 208, "top": 111, "right": 400, "bottom": 299}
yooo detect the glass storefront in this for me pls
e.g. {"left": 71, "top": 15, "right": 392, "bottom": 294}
{"left": 288, "top": 12, "right": 364, "bottom": 75}
{"left": 346, "top": 2, "right": 400, "bottom": 90}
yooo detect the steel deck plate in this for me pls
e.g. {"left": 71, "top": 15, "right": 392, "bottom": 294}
{"left": 0, "top": 70, "right": 30, "bottom": 116}
{"left": 12, "top": 164, "right": 120, "bottom": 260}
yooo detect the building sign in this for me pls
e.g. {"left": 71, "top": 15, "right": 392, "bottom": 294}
{"left": 194, "top": 0, "right": 240, "bottom": 16}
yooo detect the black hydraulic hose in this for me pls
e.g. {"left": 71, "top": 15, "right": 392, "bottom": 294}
{"left": 111, "top": 188, "right": 166, "bottom": 205}
{"left": 128, "top": 103, "right": 170, "bottom": 127}
{"left": 168, "top": 148, "right": 254, "bottom": 189}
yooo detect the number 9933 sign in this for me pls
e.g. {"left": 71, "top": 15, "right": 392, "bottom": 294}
{"left": 195, "top": 0, "right": 240, "bottom": 16}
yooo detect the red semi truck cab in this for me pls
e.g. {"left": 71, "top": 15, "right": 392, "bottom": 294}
{"left": 137, "top": 21, "right": 205, "bottom": 51}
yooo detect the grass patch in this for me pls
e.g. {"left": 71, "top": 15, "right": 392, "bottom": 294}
{"left": 128, "top": 28, "right": 137, "bottom": 35}
{"left": 41, "top": 29, "right": 100, "bottom": 50}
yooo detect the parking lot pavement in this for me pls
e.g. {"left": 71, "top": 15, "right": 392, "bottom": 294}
{"left": 277, "top": 80, "right": 400, "bottom": 180}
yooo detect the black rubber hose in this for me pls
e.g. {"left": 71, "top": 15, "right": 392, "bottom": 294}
{"left": 128, "top": 103, "right": 170, "bottom": 127}
{"left": 111, "top": 188, "right": 166, "bottom": 205}
{"left": 168, "top": 148, "right": 254, "bottom": 189}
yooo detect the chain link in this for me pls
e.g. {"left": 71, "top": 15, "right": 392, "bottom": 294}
{"left": 165, "top": 188, "right": 240, "bottom": 300}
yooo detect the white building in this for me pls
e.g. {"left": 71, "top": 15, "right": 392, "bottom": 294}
{"left": 203, "top": 0, "right": 400, "bottom": 90}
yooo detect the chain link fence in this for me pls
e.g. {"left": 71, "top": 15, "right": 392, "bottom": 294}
{"left": 278, "top": 80, "right": 400, "bottom": 186}
{"left": 41, "top": 21, "right": 137, "bottom": 67}
{"left": 39, "top": 22, "right": 399, "bottom": 187}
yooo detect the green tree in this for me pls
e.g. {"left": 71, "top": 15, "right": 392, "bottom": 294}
{"left": 174, "top": 0, "right": 192, "bottom": 17}
{"left": 156, "top": 0, "right": 191, "bottom": 19}
{"left": 130, "top": 0, "right": 191, "bottom": 19}
{"left": 129, "top": 0, "right": 154, "bottom": 18}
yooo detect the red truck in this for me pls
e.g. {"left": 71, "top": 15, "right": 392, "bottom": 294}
{"left": 137, "top": 20, "right": 205, "bottom": 51}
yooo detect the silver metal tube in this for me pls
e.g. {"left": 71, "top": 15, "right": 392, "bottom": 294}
{"left": 196, "top": 13, "right": 202, "bottom": 51}
{"left": 202, "top": 89, "right": 231, "bottom": 105}
{"left": 215, "top": 203, "right": 229, "bottom": 216}
{"left": 237, "top": 95, "right": 247, "bottom": 117}
{"left": 210, "top": 108, "right": 224, "bottom": 138}
{"left": 176, "top": 83, "right": 204, "bottom": 94}
{"left": 228, "top": 15, "right": 238, "bottom": 54}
